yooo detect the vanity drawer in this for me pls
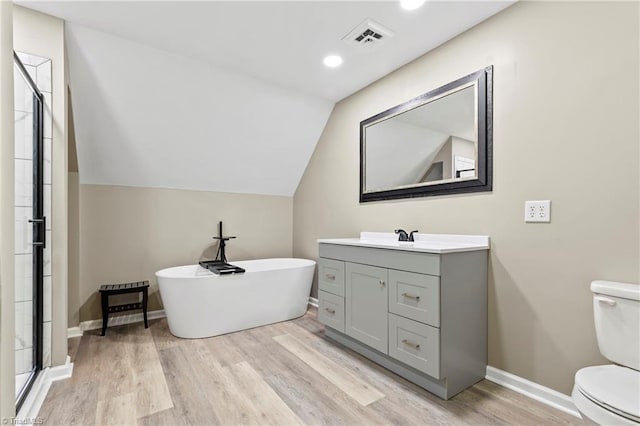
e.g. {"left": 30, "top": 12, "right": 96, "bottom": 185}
{"left": 388, "top": 313, "right": 440, "bottom": 379}
{"left": 389, "top": 270, "right": 440, "bottom": 327}
{"left": 318, "top": 291, "right": 345, "bottom": 333}
{"left": 318, "top": 258, "right": 345, "bottom": 296}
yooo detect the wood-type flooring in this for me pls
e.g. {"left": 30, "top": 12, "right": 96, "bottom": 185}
{"left": 39, "top": 308, "right": 581, "bottom": 425}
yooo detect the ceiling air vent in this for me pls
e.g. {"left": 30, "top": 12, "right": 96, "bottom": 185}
{"left": 342, "top": 18, "right": 395, "bottom": 49}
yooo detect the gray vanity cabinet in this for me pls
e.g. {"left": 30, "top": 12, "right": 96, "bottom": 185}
{"left": 345, "top": 263, "right": 388, "bottom": 353}
{"left": 317, "top": 241, "right": 488, "bottom": 400}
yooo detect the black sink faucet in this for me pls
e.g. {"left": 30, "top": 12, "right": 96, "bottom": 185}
{"left": 395, "top": 229, "right": 419, "bottom": 242}
{"left": 395, "top": 229, "right": 409, "bottom": 241}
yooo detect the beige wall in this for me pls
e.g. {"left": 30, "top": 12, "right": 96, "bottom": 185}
{"left": 13, "top": 6, "right": 68, "bottom": 367}
{"left": 0, "top": 1, "right": 15, "bottom": 418}
{"left": 68, "top": 90, "right": 79, "bottom": 327}
{"left": 293, "top": 0, "right": 639, "bottom": 396}
{"left": 68, "top": 172, "right": 79, "bottom": 327}
{"left": 75, "top": 185, "right": 293, "bottom": 322}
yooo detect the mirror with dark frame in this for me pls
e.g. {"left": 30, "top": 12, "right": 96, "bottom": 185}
{"left": 360, "top": 66, "right": 493, "bottom": 202}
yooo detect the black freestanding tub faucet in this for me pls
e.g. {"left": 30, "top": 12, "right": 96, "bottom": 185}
{"left": 213, "top": 221, "right": 235, "bottom": 263}
{"left": 198, "top": 221, "right": 245, "bottom": 275}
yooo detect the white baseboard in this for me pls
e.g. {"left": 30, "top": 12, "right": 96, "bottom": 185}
{"left": 17, "top": 356, "right": 73, "bottom": 420}
{"left": 67, "top": 326, "right": 83, "bottom": 339}
{"left": 67, "top": 309, "right": 166, "bottom": 337}
{"left": 486, "top": 366, "right": 580, "bottom": 418}
{"left": 308, "top": 297, "right": 319, "bottom": 308}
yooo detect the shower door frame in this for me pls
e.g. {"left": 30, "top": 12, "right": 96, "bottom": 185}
{"left": 14, "top": 51, "right": 45, "bottom": 412}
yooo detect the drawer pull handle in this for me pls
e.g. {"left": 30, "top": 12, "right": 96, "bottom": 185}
{"left": 401, "top": 293, "right": 420, "bottom": 301}
{"left": 402, "top": 339, "right": 420, "bottom": 350}
{"left": 325, "top": 307, "right": 336, "bottom": 314}
{"left": 325, "top": 274, "right": 336, "bottom": 281}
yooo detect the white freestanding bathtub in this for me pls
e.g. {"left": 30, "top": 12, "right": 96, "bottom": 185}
{"left": 155, "top": 258, "right": 315, "bottom": 338}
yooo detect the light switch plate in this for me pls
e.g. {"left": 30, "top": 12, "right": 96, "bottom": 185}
{"left": 525, "top": 200, "right": 551, "bottom": 223}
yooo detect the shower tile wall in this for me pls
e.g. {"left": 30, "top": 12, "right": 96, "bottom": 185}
{"left": 14, "top": 52, "right": 52, "bottom": 377}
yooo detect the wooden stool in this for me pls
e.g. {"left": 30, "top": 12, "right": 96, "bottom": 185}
{"left": 99, "top": 281, "right": 149, "bottom": 336}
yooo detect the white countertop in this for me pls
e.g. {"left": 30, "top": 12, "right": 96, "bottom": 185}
{"left": 318, "top": 232, "right": 490, "bottom": 254}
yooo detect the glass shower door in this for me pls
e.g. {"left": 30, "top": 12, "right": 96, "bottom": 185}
{"left": 14, "top": 52, "right": 44, "bottom": 411}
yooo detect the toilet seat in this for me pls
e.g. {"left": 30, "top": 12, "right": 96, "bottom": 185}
{"left": 574, "top": 365, "right": 640, "bottom": 423}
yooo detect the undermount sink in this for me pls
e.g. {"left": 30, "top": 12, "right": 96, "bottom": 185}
{"left": 317, "top": 232, "right": 490, "bottom": 254}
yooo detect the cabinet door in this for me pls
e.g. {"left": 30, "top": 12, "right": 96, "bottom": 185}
{"left": 388, "top": 313, "right": 440, "bottom": 379}
{"left": 389, "top": 270, "right": 440, "bottom": 327}
{"left": 318, "top": 291, "right": 345, "bottom": 333}
{"left": 318, "top": 258, "right": 345, "bottom": 296}
{"left": 345, "top": 263, "right": 388, "bottom": 354}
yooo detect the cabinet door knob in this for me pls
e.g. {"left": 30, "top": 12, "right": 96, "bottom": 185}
{"left": 325, "top": 274, "right": 336, "bottom": 281}
{"left": 325, "top": 307, "right": 336, "bottom": 314}
{"left": 402, "top": 339, "right": 420, "bottom": 350}
{"left": 401, "top": 293, "right": 420, "bottom": 301}
{"left": 379, "top": 280, "right": 385, "bottom": 287}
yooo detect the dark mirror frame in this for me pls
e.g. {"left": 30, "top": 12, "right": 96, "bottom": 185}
{"left": 360, "top": 66, "right": 493, "bottom": 202}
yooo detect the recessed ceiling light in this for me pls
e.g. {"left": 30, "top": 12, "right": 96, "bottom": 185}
{"left": 400, "top": 0, "right": 426, "bottom": 11}
{"left": 323, "top": 55, "right": 343, "bottom": 68}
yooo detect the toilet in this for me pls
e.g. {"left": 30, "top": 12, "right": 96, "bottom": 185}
{"left": 572, "top": 280, "right": 640, "bottom": 425}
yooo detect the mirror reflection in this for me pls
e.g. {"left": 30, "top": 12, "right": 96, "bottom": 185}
{"left": 360, "top": 66, "right": 492, "bottom": 202}
{"left": 364, "top": 84, "right": 477, "bottom": 192}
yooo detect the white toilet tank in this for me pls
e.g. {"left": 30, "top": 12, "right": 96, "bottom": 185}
{"left": 591, "top": 280, "right": 640, "bottom": 370}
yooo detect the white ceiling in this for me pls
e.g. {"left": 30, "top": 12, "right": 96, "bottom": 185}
{"left": 62, "top": 23, "right": 334, "bottom": 195}
{"left": 17, "top": 0, "right": 515, "bottom": 196}
{"left": 19, "top": 1, "right": 515, "bottom": 102}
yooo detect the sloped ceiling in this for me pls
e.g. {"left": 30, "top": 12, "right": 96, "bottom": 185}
{"left": 65, "top": 23, "right": 333, "bottom": 195}
{"left": 19, "top": 1, "right": 515, "bottom": 196}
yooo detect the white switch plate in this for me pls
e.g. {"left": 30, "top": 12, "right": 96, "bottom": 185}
{"left": 525, "top": 200, "right": 551, "bottom": 223}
